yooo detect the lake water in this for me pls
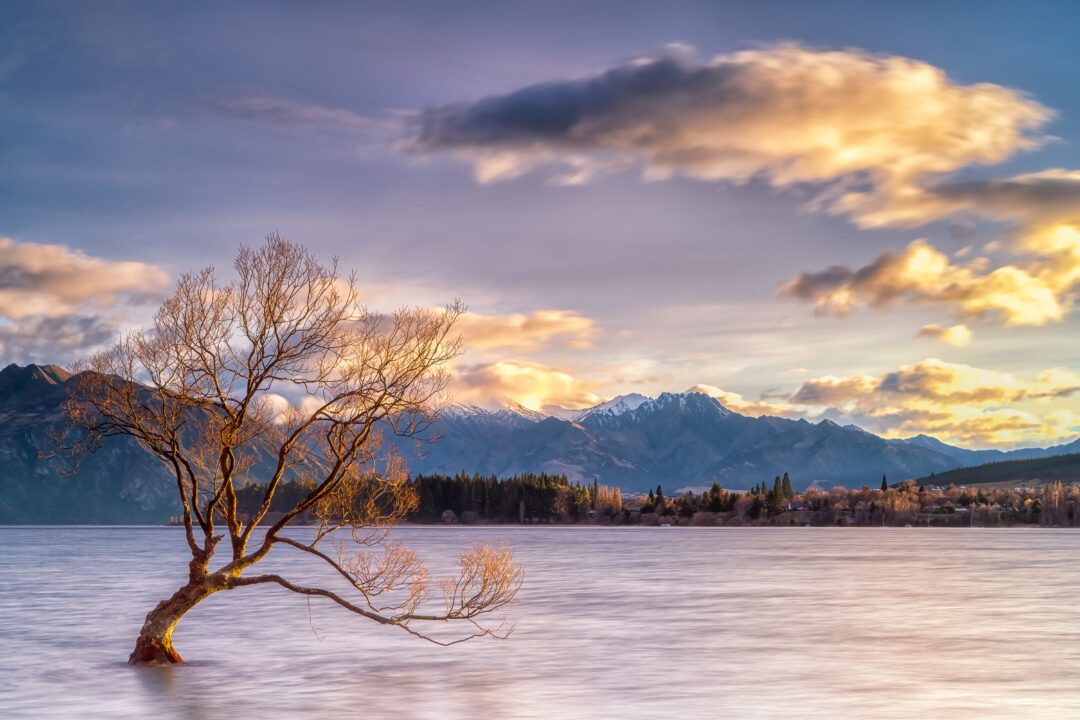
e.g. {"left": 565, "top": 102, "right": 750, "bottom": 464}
{"left": 2, "top": 526, "right": 1080, "bottom": 719}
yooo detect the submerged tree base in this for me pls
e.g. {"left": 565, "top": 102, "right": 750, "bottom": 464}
{"left": 128, "top": 579, "right": 217, "bottom": 665}
{"left": 129, "top": 636, "right": 184, "bottom": 665}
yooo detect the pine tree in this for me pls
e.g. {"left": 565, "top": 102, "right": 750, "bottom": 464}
{"left": 766, "top": 476, "right": 785, "bottom": 517}
{"left": 881, "top": 475, "right": 888, "bottom": 492}
{"left": 781, "top": 472, "right": 793, "bottom": 499}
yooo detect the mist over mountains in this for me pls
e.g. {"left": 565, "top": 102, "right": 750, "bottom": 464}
{"left": 2, "top": 363, "right": 1079, "bottom": 523}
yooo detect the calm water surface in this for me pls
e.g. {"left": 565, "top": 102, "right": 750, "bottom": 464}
{"left": 2, "top": 526, "right": 1080, "bottom": 719}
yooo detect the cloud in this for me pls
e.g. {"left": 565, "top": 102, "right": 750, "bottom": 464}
{"left": 931, "top": 168, "right": 1080, "bottom": 224}
{"left": 0, "top": 315, "right": 119, "bottom": 365}
{"left": 0, "top": 237, "right": 170, "bottom": 363}
{"left": 258, "top": 392, "right": 326, "bottom": 425}
{"left": 780, "top": 358, "right": 1080, "bottom": 446}
{"left": 917, "top": 324, "right": 973, "bottom": 347}
{"left": 457, "top": 309, "right": 595, "bottom": 352}
{"left": 793, "top": 360, "right": 1024, "bottom": 406}
{"left": 216, "top": 97, "right": 392, "bottom": 131}
{"left": 683, "top": 359, "right": 1080, "bottom": 446}
{"left": 769, "top": 92, "right": 1080, "bottom": 329}
{"left": 406, "top": 43, "right": 1080, "bottom": 330}
{"left": 783, "top": 170, "right": 1080, "bottom": 327}
{"left": 0, "top": 237, "right": 169, "bottom": 319}
{"left": 410, "top": 43, "right": 1049, "bottom": 222}
{"left": 781, "top": 239, "right": 1067, "bottom": 326}
{"left": 452, "top": 360, "right": 601, "bottom": 412}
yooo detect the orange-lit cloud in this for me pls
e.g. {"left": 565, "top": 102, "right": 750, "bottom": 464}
{"left": 457, "top": 309, "right": 595, "bottom": 352}
{"left": 412, "top": 43, "right": 1049, "bottom": 224}
{"left": 451, "top": 359, "right": 602, "bottom": 412}
{"left": 783, "top": 358, "right": 1080, "bottom": 446}
{"left": 0, "top": 237, "right": 171, "bottom": 364}
{"left": 0, "top": 237, "right": 169, "bottom": 319}
{"left": 917, "top": 324, "right": 973, "bottom": 346}
{"left": 784, "top": 170, "right": 1080, "bottom": 327}
{"left": 782, "top": 238, "right": 1067, "bottom": 326}
{"left": 683, "top": 360, "right": 1080, "bottom": 446}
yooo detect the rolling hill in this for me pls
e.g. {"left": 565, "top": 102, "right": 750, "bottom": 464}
{"left": 915, "top": 453, "right": 1080, "bottom": 487}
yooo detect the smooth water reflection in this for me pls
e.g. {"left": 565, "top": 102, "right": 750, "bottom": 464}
{"left": 2, "top": 526, "right": 1080, "bottom": 719}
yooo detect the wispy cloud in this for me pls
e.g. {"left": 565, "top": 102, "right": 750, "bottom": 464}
{"left": 457, "top": 309, "right": 595, "bottom": 352}
{"left": 216, "top": 96, "right": 397, "bottom": 132}
{"left": 688, "top": 383, "right": 800, "bottom": 418}
{"left": 451, "top": 359, "right": 602, "bottom": 412}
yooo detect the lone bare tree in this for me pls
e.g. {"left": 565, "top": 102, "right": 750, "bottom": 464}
{"left": 65, "top": 233, "right": 522, "bottom": 664}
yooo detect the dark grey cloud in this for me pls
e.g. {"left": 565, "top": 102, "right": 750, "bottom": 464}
{"left": 780, "top": 248, "right": 912, "bottom": 311}
{"left": 412, "top": 49, "right": 730, "bottom": 150}
{"left": 781, "top": 264, "right": 857, "bottom": 305}
{"left": 931, "top": 169, "right": 1080, "bottom": 223}
{"left": 0, "top": 314, "right": 118, "bottom": 365}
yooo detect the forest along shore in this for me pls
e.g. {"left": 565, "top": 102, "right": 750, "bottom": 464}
{"left": 211, "top": 472, "right": 1080, "bottom": 528}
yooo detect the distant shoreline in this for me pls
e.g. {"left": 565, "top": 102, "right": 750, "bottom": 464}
{"left": 2, "top": 520, "right": 1072, "bottom": 529}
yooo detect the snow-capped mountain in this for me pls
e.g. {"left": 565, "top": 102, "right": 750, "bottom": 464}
{"left": 5, "top": 365, "right": 1080, "bottom": 522}
{"left": 397, "top": 390, "right": 1063, "bottom": 491}
{"left": 573, "top": 393, "right": 651, "bottom": 421}
{"left": 393, "top": 395, "right": 989, "bottom": 490}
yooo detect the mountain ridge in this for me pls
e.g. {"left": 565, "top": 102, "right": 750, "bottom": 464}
{"left": 2, "top": 364, "right": 1079, "bottom": 522}
{"left": 399, "top": 390, "right": 1080, "bottom": 491}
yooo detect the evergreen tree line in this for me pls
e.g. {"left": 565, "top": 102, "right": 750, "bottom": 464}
{"left": 232, "top": 472, "right": 1080, "bottom": 527}
{"left": 411, "top": 472, "right": 622, "bottom": 523}
{"left": 234, "top": 472, "right": 624, "bottom": 524}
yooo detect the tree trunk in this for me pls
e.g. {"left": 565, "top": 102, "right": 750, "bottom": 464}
{"left": 129, "top": 581, "right": 215, "bottom": 664}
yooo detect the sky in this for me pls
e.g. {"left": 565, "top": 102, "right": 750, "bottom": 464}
{"left": 4, "top": 0, "right": 1080, "bottom": 448}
